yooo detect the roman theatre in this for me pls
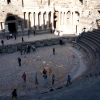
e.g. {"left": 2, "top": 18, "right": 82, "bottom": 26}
{"left": 0, "top": 0, "right": 100, "bottom": 99}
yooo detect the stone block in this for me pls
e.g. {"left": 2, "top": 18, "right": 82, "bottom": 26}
{"left": 2, "top": 49, "right": 7, "bottom": 53}
{"left": 7, "top": 48, "right": 13, "bottom": 53}
{"left": 35, "top": 42, "right": 41, "bottom": 47}
{"left": 17, "top": 44, "right": 22, "bottom": 51}
{"left": 47, "top": 41, "right": 52, "bottom": 46}
{"left": 44, "top": 40, "right": 48, "bottom": 46}
{"left": 12, "top": 46, "right": 17, "bottom": 52}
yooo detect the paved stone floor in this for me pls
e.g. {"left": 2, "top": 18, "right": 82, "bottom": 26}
{"left": 0, "top": 43, "right": 80, "bottom": 96}
{"left": 0, "top": 34, "right": 75, "bottom": 46}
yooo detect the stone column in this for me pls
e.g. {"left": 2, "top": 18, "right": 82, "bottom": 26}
{"left": 35, "top": 12, "right": 39, "bottom": 30}
{"left": 2, "top": 22, "right": 5, "bottom": 29}
{"left": 0, "top": 22, "right": 1, "bottom": 31}
{"left": 64, "top": 12, "right": 67, "bottom": 26}
{"left": 51, "top": 11, "right": 54, "bottom": 30}
{"left": 26, "top": 12, "right": 29, "bottom": 29}
{"left": 31, "top": 12, "right": 34, "bottom": 29}
{"left": 5, "top": 25, "right": 9, "bottom": 33}
{"left": 62, "top": 12, "right": 64, "bottom": 28}
{"left": 46, "top": 12, "right": 49, "bottom": 29}
{"left": 73, "top": 11, "right": 75, "bottom": 27}
{"left": 58, "top": 11, "right": 60, "bottom": 29}
{"left": 41, "top": 12, "right": 44, "bottom": 29}
{"left": 70, "top": 11, "right": 72, "bottom": 26}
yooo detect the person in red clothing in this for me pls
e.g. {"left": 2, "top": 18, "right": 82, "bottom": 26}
{"left": 22, "top": 72, "right": 26, "bottom": 83}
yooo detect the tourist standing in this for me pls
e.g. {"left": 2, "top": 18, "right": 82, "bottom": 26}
{"left": 31, "top": 45, "right": 36, "bottom": 52}
{"left": 53, "top": 48, "right": 55, "bottom": 55}
{"left": 1, "top": 40, "right": 4, "bottom": 46}
{"left": 14, "top": 34, "right": 16, "bottom": 40}
{"left": 20, "top": 49, "right": 23, "bottom": 55}
{"left": 52, "top": 75, "right": 55, "bottom": 85}
{"left": 43, "top": 74, "right": 48, "bottom": 84}
{"left": 66, "top": 75, "right": 71, "bottom": 86}
{"left": 12, "top": 89, "right": 17, "bottom": 100}
{"left": 22, "top": 72, "right": 26, "bottom": 83}
{"left": 10, "top": 33, "right": 12, "bottom": 38}
{"left": 34, "top": 30, "right": 35, "bottom": 36}
{"left": 22, "top": 37, "right": 24, "bottom": 42}
{"left": 18, "top": 57, "right": 21, "bottom": 66}
{"left": 43, "top": 69, "right": 47, "bottom": 75}
{"left": 34, "top": 73, "right": 38, "bottom": 85}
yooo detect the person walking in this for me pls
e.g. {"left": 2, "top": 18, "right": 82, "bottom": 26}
{"left": 27, "top": 45, "right": 31, "bottom": 53}
{"left": 31, "top": 45, "right": 36, "bottom": 52}
{"left": 20, "top": 49, "right": 23, "bottom": 55}
{"left": 34, "top": 30, "right": 35, "bottom": 36}
{"left": 22, "top": 37, "right": 24, "bottom": 42}
{"left": 52, "top": 74, "right": 55, "bottom": 85}
{"left": 18, "top": 57, "right": 21, "bottom": 66}
{"left": 14, "top": 34, "right": 16, "bottom": 40}
{"left": 22, "top": 72, "right": 26, "bottom": 83}
{"left": 66, "top": 75, "right": 71, "bottom": 86}
{"left": 1, "top": 40, "right": 4, "bottom": 46}
{"left": 12, "top": 89, "right": 17, "bottom": 100}
{"left": 43, "top": 74, "right": 48, "bottom": 85}
{"left": 34, "top": 73, "right": 38, "bottom": 85}
{"left": 53, "top": 48, "right": 55, "bottom": 55}
{"left": 43, "top": 69, "right": 47, "bottom": 75}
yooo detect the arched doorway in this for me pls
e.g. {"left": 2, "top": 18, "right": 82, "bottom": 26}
{"left": 6, "top": 16, "right": 16, "bottom": 33}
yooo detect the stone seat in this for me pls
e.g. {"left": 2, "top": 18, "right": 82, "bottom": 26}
{"left": 83, "top": 35, "right": 100, "bottom": 46}
{"left": 72, "top": 41, "right": 93, "bottom": 69}
{"left": 84, "top": 32, "right": 100, "bottom": 42}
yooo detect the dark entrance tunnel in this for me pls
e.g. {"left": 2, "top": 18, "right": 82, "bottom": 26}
{"left": 8, "top": 23, "right": 16, "bottom": 33}
{"left": 6, "top": 16, "right": 16, "bottom": 33}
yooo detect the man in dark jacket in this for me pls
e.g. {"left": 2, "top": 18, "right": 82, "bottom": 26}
{"left": 12, "top": 89, "right": 17, "bottom": 100}
{"left": 18, "top": 57, "right": 21, "bottom": 66}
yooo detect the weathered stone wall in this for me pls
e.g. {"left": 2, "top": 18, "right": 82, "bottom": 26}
{"left": 0, "top": 36, "right": 75, "bottom": 54}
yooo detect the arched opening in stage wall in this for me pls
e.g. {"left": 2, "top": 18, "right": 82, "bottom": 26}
{"left": 6, "top": 16, "right": 16, "bottom": 33}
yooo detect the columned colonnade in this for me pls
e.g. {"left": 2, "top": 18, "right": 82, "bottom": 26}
{"left": 57, "top": 10, "right": 80, "bottom": 30}
{"left": 23, "top": 11, "right": 54, "bottom": 30}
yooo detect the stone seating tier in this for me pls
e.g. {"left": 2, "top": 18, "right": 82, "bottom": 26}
{"left": 73, "top": 38, "right": 97, "bottom": 74}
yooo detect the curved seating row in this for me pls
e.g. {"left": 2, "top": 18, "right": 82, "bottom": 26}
{"left": 72, "top": 30, "right": 100, "bottom": 76}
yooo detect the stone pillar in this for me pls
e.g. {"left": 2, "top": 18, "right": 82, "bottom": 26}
{"left": 35, "top": 12, "right": 39, "bottom": 30}
{"left": 41, "top": 12, "right": 44, "bottom": 29}
{"left": 64, "top": 12, "right": 67, "bottom": 26}
{"left": 31, "top": 12, "right": 34, "bottom": 29}
{"left": 2, "top": 22, "right": 5, "bottom": 29}
{"left": 58, "top": 11, "right": 60, "bottom": 30}
{"left": 62, "top": 12, "right": 64, "bottom": 28}
{"left": 26, "top": 12, "right": 29, "bottom": 29}
{"left": 51, "top": 11, "right": 54, "bottom": 30}
{"left": 5, "top": 25, "right": 9, "bottom": 33}
{"left": 73, "top": 11, "right": 75, "bottom": 27}
{"left": 0, "top": 22, "right": 1, "bottom": 31}
{"left": 70, "top": 11, "right": 72, "bottom": 26}
{"left": 46, "top": 12, "right": 49, "bottom": 29}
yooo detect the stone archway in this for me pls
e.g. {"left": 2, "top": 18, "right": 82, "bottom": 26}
{"left": 6, "top": 16, "right": 17, "bottom": 33}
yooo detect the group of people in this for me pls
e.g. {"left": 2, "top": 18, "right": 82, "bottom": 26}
{"left": 20, "top": 45, "right": 36, "bottom": 55}
{"left": 6, "top": 33, "right": 13, "bottom": 40}
{"left": 12, "top": 72, "right": 71, "bottom": 100}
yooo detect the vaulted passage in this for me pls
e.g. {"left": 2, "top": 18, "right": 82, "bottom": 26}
{"left": 6, "top": 16, "right": 16, "bottom": 33}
